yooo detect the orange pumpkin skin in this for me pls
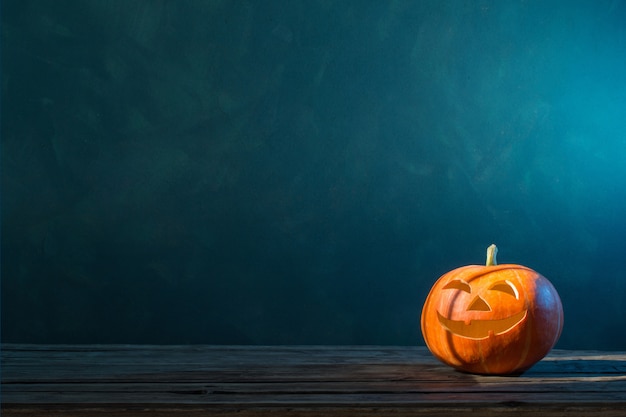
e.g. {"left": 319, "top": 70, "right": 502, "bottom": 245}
{"left": 421, "top": 263, "right": 563, "bottom": 375}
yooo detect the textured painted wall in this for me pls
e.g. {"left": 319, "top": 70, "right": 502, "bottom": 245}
{"left": 2, "top": 0, "right": 626, "bottom": 349}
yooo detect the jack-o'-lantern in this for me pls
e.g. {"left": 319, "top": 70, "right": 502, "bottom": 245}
{"left": 421, "top": 244, "right": 563, "bottom": 375}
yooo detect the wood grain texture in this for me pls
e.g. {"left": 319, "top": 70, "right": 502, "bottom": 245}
{"left": 2, "top": 344, "right": 626, "bottom": 416}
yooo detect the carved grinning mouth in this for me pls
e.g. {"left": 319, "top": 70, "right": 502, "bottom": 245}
{"left": 437, "top": 310, "right": 528, "bottom": 340}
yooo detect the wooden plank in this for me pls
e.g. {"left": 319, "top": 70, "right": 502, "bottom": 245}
{"left": 2, "top": 344, "right": 626, "bottom": 416}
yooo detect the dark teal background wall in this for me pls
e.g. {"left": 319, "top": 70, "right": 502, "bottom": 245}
{"left": 2, "top": 1, "right": 626, "bottom": 349}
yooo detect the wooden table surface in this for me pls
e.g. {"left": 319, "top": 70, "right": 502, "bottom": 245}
{"left": 2, "top": 344, "right": 626, "bottom": 416}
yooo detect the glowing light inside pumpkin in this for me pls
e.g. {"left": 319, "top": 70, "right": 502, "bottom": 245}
{"left": 437, "top": 278, "right": 525, "bottom": 339}
{"left": 437, "top": 309, "right": 528, "bottom": 340}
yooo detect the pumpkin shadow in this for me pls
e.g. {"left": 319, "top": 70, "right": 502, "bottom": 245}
{"left": 522, "top": 353, "right": 626, "bottom": 379}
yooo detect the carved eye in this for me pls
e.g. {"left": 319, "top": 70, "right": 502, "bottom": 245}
{"left": 489, "top": 280, "right": 519, "bottom": 299}
{"left": 443, "top": 280, "right": 471, "bottom": 293}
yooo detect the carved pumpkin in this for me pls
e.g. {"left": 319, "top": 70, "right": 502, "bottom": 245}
{"left": 421, "top": 244, "right": 563, "bottom": 375}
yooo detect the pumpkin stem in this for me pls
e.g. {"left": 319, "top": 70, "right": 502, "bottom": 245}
{"left": 486, "top": 244, "right": 498, "bottom": 266}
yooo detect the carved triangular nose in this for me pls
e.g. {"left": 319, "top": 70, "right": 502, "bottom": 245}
{"left": 468, "top": 296, "right": 491, "bottom": 311}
